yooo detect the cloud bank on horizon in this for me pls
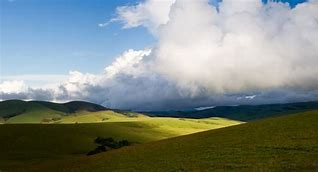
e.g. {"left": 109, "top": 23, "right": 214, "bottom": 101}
{"left": 1, "top": 0, "right": 318, "bottom": 110}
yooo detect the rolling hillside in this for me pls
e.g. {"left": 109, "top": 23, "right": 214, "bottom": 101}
{"left": 146, "top": 101, "right": 318, "bottom": 121}
{"left": 30, "top": 110, "right": 318, "bottom": 171}
{"left": 0, "top": 100, "right": 107, "bottom": 117}
{"left": 0, "top": 100, "right": 110, "bottom": 123}
{"left": 1, "top": 100, "right": 317, "bottom": 171}
{"left": 2, "top": 100, "right": 318, "bottom": 123}
{"left": 0, "top": 115, "right": 241, "bottom": 171}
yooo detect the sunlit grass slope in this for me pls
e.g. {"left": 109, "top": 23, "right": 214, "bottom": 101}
{"left": 6, "top": 107, "right": 64, "bottom": 123}
{"left": 58, "top": 111, "right": 149, "bottom": 123}
{"left": 0, "top": 116, "right": 241, "bottom": 171}
{"left": 4, "top": 108, "right": 148, "bottom": 124}
{"left": 32, "top": 110, "right": 318, "bottom": 172}
{"left": 0, "top": 100, "right": 64, "bottom": 123}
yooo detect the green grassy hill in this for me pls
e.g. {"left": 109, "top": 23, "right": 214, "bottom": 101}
{"left": 0, "top": 100, "right": 150, "bottom": 124}
{"left": 30, "top": 110, "right": 318, "bottom": 171}
{"left": 0, "top": 116, "right": 240, "bottom": 171}
{"left": 0, "top": 100, "right": 108, "bottom": 123}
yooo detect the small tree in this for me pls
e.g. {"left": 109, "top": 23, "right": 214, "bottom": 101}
{"left": 87, "top": 137, "right": 132, "bottom": 156}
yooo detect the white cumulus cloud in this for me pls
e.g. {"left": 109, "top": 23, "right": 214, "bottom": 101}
{"left": 112, "top": 0, "right": 175, "bottom": 33}
{"left": 154, "top": 0, "right": 318, "bottom": 94}
{"left": 0, "top": 80, "right": 27, "bottom": 94}
{"left": 104, "top": 49, "right": 151, "bottom": 78}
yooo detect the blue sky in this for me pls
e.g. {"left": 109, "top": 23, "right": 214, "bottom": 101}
{"left": 1, "top": 0, "right": 154, "bottom": 77}
{"left": 0, "top": 0, "right": 307, "bottom": 77}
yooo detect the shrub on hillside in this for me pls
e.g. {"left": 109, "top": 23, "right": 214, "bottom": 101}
{"left": 87, "top": 137, "right": 132, "bottom": 156}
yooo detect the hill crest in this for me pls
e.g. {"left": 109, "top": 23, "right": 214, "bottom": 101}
{"left": 0, "top": 100, "right": 108, "bottom": 118}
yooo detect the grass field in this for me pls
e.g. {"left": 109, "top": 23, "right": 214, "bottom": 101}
{"left": 1, "top": 100, "right": 317, "bottom": 171}
{"left": 0, "top": 115, "right": 240, "bottom": 171}
{"left": 27, "top": 110, "right": 318, "bottom": 172}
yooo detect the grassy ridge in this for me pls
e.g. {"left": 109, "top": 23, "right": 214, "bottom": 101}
{"left": 0, "top": 100, "right": 107, "bottom": 122}
{"left": 31, "top": 110, "right": 318, "bottom": 171}
{"left": 0, "top": 100, "right": 143, "bottom": 124}
{"left": 0, "top": 116, "right": 240, "bottom": 171}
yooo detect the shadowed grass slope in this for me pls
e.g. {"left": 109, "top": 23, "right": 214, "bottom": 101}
{"left": 31, "top": 110, "right": 318, "bottom": 172}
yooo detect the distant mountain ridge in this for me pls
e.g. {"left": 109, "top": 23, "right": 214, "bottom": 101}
{"left": 0, "top": 100, "right": 108, "bottom": 119}
{"left": 144, "top": 101, "right": 318, "bottom": 121}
